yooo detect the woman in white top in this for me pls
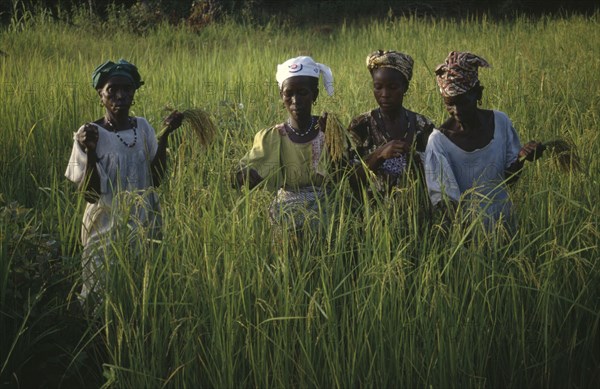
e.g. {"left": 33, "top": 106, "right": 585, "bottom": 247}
{"left": 65, "top": 59, "right": 183, "bottom": 304}
{"left": 425, "top": 51, "right": 543, "bottom": 230}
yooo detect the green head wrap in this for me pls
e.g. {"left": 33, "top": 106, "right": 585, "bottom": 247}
{"left": 91, "top": 59, "right": 144, "bottom": 90}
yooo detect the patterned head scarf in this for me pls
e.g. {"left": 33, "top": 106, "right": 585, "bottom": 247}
{"left": 276, "top": 56, "right": 334, "bottom": 96}
{"left": 366, "top": 50, "right": 414, "bottom": 83}
{"left": 92, "top": 59, "right": 144, "bottom": 90}
{"left": 435, "top": 51, "right": 490, "bottom": 97}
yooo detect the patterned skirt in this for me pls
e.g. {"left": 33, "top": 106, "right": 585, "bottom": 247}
{"left": 268, "top": 186, "right": 327, "bottom": 239}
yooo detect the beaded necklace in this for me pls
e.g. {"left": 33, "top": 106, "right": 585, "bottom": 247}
{"left": 286, "top": 116, "right": 316, "bottom": 137}
{"left": 105, "top": 117, "right": 138, "bottom": 148}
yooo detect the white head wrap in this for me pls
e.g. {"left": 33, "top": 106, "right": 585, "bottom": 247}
{"left": 276, "top": 56, "right": 334, "bottom": 96}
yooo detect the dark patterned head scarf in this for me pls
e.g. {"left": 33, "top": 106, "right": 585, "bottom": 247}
{"left": 92, "top": 59, "right": 144, "bottom": 90}
{"left": 435, "top": 51, "right": 490, "bottom": 97}
{"left": 366, "top": 50, "right": 414, "bottom": 83}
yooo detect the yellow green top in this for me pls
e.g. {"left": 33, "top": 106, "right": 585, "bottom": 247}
{"left": 239, "top": 122, "right": 333, "bottom": 191}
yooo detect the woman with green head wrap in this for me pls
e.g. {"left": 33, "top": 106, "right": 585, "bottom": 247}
{"left": 65, "top": 59, "right": 183, "bottom": 307}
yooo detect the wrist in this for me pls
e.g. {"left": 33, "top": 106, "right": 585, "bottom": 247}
{"left": 366, "top": 151, "right": 384, "bottom": 169}
{"left": 158, "top": 133, "right": 169, "bottom": 146}
{"left": 374, "top": 152, "right": 386, "bottom": 167}
{"left": 515, "top": 157, "right": 525, "bottom": 167}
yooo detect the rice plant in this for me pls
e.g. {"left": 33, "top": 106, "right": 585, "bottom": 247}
{"left": 1, "top": 7, "right": 598, "bottom": 388}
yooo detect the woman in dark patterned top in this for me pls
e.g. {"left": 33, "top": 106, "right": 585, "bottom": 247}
{"left": 348, "top": 50, "right": 435, "bottom": 196}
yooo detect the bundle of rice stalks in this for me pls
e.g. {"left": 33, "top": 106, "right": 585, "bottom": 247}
{"left": 163, "top": 106, "right": 217, "bottom": 146}
{"left": 322, "top": 112, "right": 348, "bottom": 162}
{"left": 541, "top": 139, "right": 581, "bottom": 172}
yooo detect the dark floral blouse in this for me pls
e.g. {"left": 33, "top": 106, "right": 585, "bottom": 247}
{"left": 347, "top": 108, "right": 435, "bottom": 191}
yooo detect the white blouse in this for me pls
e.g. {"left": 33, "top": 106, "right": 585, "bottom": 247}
{"left": 65, "top": 117, "right": 161, "bottom": 247}
{"left": 425, "top": 110, "right": 522, "bottom": 226}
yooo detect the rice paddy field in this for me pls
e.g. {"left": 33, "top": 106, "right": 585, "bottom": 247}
{"left": 1, "top": 7, "right": 599, "bottom": 388}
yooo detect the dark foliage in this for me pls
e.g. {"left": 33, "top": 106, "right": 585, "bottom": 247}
{"left": 0, "top": 196, "right": 103, "bottom": 388}
{"left": 1, "top": 0, "right": 598, "bottom": 26}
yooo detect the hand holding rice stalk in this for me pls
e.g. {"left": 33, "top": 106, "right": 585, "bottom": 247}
{"left": 519, "top": 138, "right": 580, "bottom": 172}
{"left": 161, "top": 106, "right": 217, "bottom": 146}
{"left": 319, "top": 112, "right": 348, "bottom": 162}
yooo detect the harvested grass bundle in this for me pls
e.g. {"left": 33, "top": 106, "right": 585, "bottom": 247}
{"left": 519, "top": 138, "right": 580, "bottom": 172}
{"left": 541, "top": 139, "right": 581, "bottom": 172}
{"left": 322, "top": 112, "right": 348, "bottom": 162}
{"left": 163, "top": 107, "right": 217, "bottom": 146}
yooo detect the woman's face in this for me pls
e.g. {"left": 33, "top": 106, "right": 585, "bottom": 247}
{"left": 372, "top": 67, "right": 408, "bottom": 113}
{"left": 98, "top": 76, "right": 136, "bottom": 116}
{"left": 280, "top": 76, "right": 317, "bottom": 122}
{"left": 443, "top": 88, "right": 479, "bottom": 124}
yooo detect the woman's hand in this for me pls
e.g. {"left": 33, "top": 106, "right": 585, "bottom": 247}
{"left": 519, "top": 141, "right": 544, "bottom": 162}
{"left": 77, "top": 123, "right": 98, "bottom": 153}
{"left": 235, "top": 168, "right": 263, "bottom": 189}
{"left": 378, "top": 139, "right": 411, "bottom": 160}
{"left": 163, "top": 110, "right": 184, "bottom": 135}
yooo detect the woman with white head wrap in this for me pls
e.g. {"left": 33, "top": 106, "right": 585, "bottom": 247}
{"left": 275, "top": 56, "right": 334, "bottom": 97}
{"left": 235, "top": 56, "right": 345, "bottom": 244}
{"left": 425, "top": 51, "right": 543, "bottom": 231}
{"left": 347, "top": 50, "right": 435, "bottom": 202}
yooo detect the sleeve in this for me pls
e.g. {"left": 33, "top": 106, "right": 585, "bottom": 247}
{"left": 138, "top": 117, "right": 158, "bottom": 159}
{"left": 501, "top": 112, "right": 522, "bottom": 169}
{"left": 238, "top": 127, "right": 283, "bottom": 190}
{"left": 424, "top": 132, "right": 461, "bottom": 205}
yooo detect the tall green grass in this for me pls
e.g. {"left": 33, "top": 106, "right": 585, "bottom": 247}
{"left": 1, "top": 8, "right": 598, "bottom": 388}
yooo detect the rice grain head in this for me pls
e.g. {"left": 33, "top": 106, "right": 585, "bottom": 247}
{"left": 323, "top": 113, "right": 348, "bottom": 162}
{"left": 542, "top": 139, "right": 581, "bottom": 172}
{"left": 182, "top": 108, "right": 217, "bottom": 146}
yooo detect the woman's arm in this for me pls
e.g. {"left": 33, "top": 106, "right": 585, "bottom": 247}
{"left": 234, "top": 126, "right": 282, "bottom": 191}
{"left": 234, "top": 167, "right": 263, "bottom": 189}
{"left": 349, "top": 140, "right": 411, "bottom": 191}
{"left": 505, "top": 141, "right": 543, "bottom": 184}
{"left": 151, "top": 111, "right": 183, "bottom": 187}
{"left": 77, "top": 123, "right": 101, "bottom": 203}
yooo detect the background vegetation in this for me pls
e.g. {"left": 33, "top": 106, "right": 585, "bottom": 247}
{"left": 1, "top": 0, "right": 599, "bottom": 26}
{"left": 1, "top": 3, "right": 599, "bottom": 388}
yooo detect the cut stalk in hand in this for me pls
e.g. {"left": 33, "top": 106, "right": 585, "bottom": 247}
{"left": 322, "top": 112, "right": 348, "bottom": 162}
{"left": 520, "top": 138, "right": 580, "bottom": 172}
{"left": 161, "top": 107, "right": 217, "bottom": 146}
